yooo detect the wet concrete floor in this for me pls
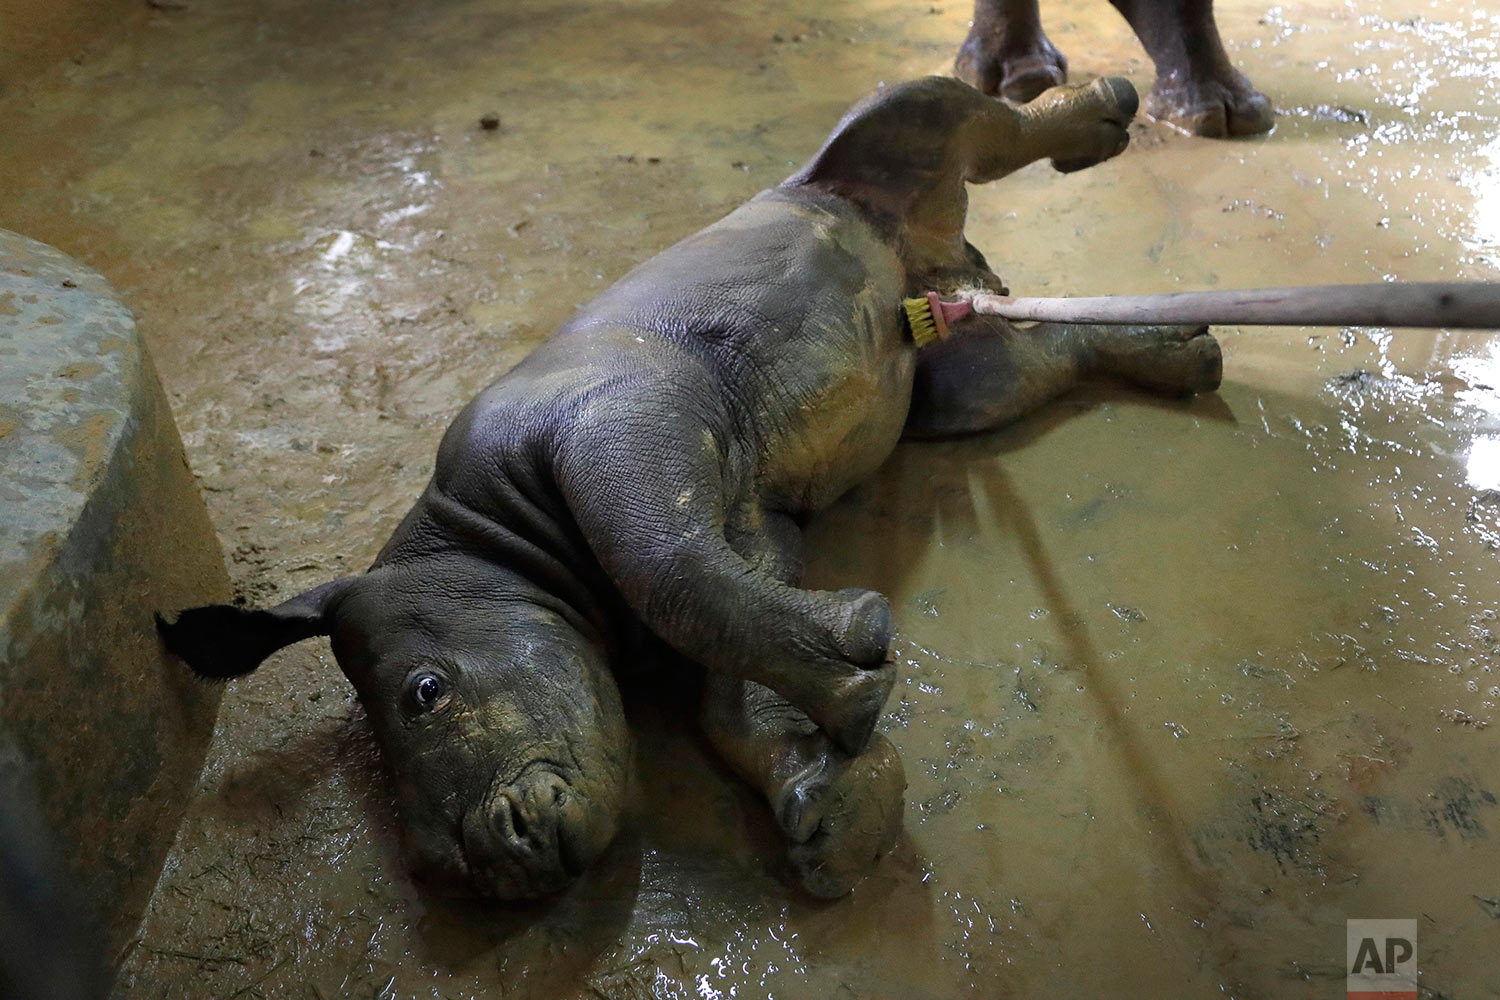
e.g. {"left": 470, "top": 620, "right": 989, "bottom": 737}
{"left": 3, "top": 0, "right": 1499, "bottom": 995}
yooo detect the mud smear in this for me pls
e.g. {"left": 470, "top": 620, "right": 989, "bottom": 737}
{"left": 3, "top": 0, "right": 1500, "bottom": 996}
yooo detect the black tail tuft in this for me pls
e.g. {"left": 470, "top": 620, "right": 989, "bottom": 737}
{"left": 156, "top": 605, "right": 296, "bottom": 679}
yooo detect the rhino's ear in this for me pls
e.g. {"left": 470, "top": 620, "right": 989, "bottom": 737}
{"left": 156, "top": 578, "right": 355, "bottom": 680}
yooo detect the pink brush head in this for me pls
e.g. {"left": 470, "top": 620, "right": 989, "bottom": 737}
{"left": 926, "top": 291, "right": 972, "bottom": 339}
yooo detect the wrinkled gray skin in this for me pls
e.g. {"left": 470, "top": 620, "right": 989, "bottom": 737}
{"left": 161, "top": 76, "right": 1222, "bottom": 900}
{"left": 955, "top": 0, "right": 1276, "bottom": 138}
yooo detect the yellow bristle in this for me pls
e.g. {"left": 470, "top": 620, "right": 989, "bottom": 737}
{"left": 903, "top": 296, "right": 939, "bottom": 347}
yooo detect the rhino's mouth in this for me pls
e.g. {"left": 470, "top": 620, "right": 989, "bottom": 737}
{"left": 451, "top": 767, "right": 589, "bottom": 899}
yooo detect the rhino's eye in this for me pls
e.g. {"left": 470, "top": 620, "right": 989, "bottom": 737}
{"left": 409, "top": 673, "right": 447, "bottom": 712}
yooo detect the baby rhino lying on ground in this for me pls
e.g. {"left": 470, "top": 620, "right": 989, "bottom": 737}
{"left": 162, "top": 75, "right": 1221, "bottom": 899}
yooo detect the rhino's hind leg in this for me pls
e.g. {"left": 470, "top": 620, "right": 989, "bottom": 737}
{"left": 905, "top": 313, "right": 1086, "bottom": 437}
{"left": 700, "top": 676, "right": 905, "bottom": 898}
{"left": 793, "top": 75, "right": 1136, "bottom": 227}
{"left": 904, "top": 314, "right": 1222, "bottom": 438}
{"left": 555, "top": 398, "right": 894, "bottom": 754}
{"left": 1088, "top": 321, "right": 1223, "bottom": 396}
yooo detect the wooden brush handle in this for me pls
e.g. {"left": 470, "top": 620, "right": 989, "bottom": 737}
{"left": 969, "top": 282, "right": 1500, "bottom": 329}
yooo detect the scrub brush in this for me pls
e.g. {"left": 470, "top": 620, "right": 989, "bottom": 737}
{"left": 903, "top": 282, "right": 1500, "bottom": 338}
{"left": 903, "top": 291, "right": 974, "bottom": 346}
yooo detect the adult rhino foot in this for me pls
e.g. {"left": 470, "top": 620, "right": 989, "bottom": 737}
{"left": 1148, "top": 69, "right": 1274, "bottom": 138}
{"left": 1095, "top": 323, "right": 1223, "bottom": 396}
{"left": 954, "top": 26, "right": 1068, "bottom": 103}
{"left": 776, "top": 734, "right": 906, "bottom": 899}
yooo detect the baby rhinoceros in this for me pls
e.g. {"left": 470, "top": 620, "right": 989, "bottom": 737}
{"left": 161, "top": 75, "right": 1222, "bottom": 900}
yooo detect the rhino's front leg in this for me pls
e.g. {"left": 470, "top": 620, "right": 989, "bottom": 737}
{"left": 904, "top": 312, "right": 1221, "bottom": 437}
{"left": 555, "top": 389, "right": 895, "bottom": 754}
{"left": 701, "top": 676, "right": 905, "bottom": 898}
{"left": 701, "top": 507, "right": 903, "bottom": 897}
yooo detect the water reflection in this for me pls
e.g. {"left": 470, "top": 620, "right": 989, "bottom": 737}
{"left": 1465, "top": 435, "right": 1500, "bottom": 490}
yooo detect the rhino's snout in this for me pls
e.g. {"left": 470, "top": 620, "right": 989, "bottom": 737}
{"left": 462, "top": 771, "right": 593, "bottom": 898}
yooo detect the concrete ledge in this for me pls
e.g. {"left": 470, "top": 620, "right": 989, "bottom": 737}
{"left": 0, "top": 230, "right": 228, "bottom": 973}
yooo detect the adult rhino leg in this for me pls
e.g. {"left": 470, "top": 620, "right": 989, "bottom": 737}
{"left": 701, "top": 676, "right": 905, "bottom": 898}
{"left": 903, "top": 313, "right": 1221, "bottom": 437}
{"left": 1107, "top": 0, "right": 1274, "bottom": 137}
{"left": 954, "top": 0, "right": 1068, "bottom": 102}
{"left": 555, "top": 403, "right": 894, "bottom": 755}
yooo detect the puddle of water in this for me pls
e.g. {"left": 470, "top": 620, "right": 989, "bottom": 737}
{"left": 3, "top": 0, "right": 1499, "bottom": 996}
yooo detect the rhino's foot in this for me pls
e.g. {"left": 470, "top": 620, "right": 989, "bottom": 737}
{"left": 1092, "top": 323, "right": 1223, "bottom": 396}
{"left": 776, "top": 733, "right": 906, "bottom": 899}
{"left": 830, "top": 588, "right": 893, "bottom": 666}
{"left": 800, "top": 589, "right": 896, "bottom": 755}
{"left": 1032, "top": 76, "right": 1139, "bottom": 174}
{"left": 814, "top": 665, "right": 896, "bottom": 758}
{"left": 1148, "top": 68, "right": 1274, "bottom": 138}
{"left": 955, "top": 25, "right": 1067, "bottom": 103}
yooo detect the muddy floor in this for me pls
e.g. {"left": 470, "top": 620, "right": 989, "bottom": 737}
{"left": 4, "top": 0, "right": 1499, "bottom": 996}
